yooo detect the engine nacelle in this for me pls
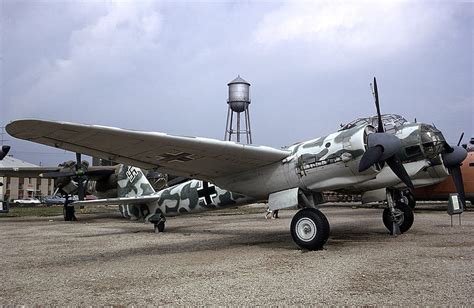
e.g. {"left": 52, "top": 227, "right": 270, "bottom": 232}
{"left": 215, "top": 125, "right": 379, "bottom": 198}
{"left": 295, "top": 125, "right": 377, "bottom": 191}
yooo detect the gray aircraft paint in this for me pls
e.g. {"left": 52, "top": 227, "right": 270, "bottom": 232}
{"left": 6, "top": 115, "right": 453, "bottom": 216}
{"left": 117, "top": 165, "right": 253, "bottom": 222}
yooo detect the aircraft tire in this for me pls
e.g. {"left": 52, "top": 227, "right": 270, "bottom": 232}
{"left": 382, "top": 202, "right": 414, "bottom": 234}
{"left": 291, "top": 208, "right": 330, "bottom": 250}
{"left": 154, "top": 221, "right": 165, "bottom": 233}
{"left": 405, "top": 191, "right": 416, "bottom": 209}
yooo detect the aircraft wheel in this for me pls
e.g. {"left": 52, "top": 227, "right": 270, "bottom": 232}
{"left": 404, "top": 190, "right": 416, "bottom": 209}
{"left": 382, "top": 202, "right": 414, "bottom": 234}
{"left": 290, "top": 208, "right": 330, "bottom": 250}
{"left": 63, "top": 205, "right": 77, "bottom": 221}
{"left": 154, "top": 221, "right": 165, "bottom": 233}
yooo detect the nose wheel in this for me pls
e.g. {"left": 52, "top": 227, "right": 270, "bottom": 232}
{"left": 290, "top": 208, "right": 330, "bottom": 250}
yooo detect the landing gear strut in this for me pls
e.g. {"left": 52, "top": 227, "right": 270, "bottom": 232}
{"left": 383, "top": 189, "right": 414, "bottom": 235}
{"left": 290, "top": 208, "right": 330, "bottom": 250}
{"left": 150, "top": 212, "right": 166, "bottom": 233}
{"left": 63, "top": 195, "right": 77, "bottom": 221}
{"left": 398, "top": 189, "right": 416, "bottom": 209}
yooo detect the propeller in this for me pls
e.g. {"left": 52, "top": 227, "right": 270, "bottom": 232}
{"left": 442, "top": 132, "right": 467, "bottom": 207}
{"left": 40, "top": 169, "right": 113, "bottom": 179}
{"left": 76, "top": 153, "right": 85, "bottom": 201}
{"left": 39, "top": 153, "right": 96, "bottom": 201}
{"left": 0, "top": 145, "right": 11, "bottom": 160}
{"left": 358, "top": 77, "right": 414, "bottom": 189}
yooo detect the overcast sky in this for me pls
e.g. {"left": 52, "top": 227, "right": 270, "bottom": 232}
{"left": 1, "top": 0, "right": 472, "bottom": 166}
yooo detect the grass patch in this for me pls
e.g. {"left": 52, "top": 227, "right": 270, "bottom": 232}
{"left": 0, "top": 206, "right": 64, "bottom": 217}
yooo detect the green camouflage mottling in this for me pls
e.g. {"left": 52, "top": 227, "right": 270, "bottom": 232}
{"left": 147, "top": 179, "right": 252, "bottom": 219}
{"left": 117, "top": 165, "right": 155, "bottom": 198}
{"left": 291, "top": 125, "right": 367, "bottom": 177}
{"left": 117, "top": 170, "right": 253, "bottom": 221}
{"left": 109, "top": 115, "right": 450, "bottom": 221}
{"left": 302, "top": 137, "right": 325, "bottom": 149}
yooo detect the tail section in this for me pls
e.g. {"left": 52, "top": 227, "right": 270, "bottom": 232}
{"left": 117, "top": 165, "right": 155, "bottom": 198}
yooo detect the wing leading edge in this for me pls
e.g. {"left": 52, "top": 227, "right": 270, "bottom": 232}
{"left": 6, "top": 119, "right": 290, "bottom": 181}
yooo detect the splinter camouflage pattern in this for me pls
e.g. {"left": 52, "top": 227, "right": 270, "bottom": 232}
{"left": 117, "top": 165, "right": 253, "bottom": 222}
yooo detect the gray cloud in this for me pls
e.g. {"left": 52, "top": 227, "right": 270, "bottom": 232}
{"left": 1, "top": 0, "right": 472, "bottom": 166}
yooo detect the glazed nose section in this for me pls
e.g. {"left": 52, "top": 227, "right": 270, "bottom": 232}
{"left": 420, "top": 124, "right": 446, "bottom": 158}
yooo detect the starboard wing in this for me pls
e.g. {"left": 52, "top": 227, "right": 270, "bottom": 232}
{"left": 6, "top": 119, "right": 291, "bottom": 181}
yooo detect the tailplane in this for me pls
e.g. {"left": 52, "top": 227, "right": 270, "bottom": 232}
{"left": 117, "top": 165, "right": 155, "bottom": 197}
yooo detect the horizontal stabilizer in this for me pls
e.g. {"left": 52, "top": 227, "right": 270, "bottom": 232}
{"left": 73, "top": 194, "right": 160, "bottom": 207}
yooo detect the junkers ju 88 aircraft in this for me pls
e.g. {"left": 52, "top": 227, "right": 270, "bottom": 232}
{"left": 6, "top": 78, "right": 467, "bottom": 250}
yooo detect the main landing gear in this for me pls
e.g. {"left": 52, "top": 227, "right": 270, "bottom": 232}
{"left": 289, "top": 188, "right": 415, "bottom": 250}
{"left": 63, "top": 195, "right": 77, "bottom": 221}
{"left": 397, "top": 189, "right": 416, "bottom": 209}
{"left": 383, "top": 189, "right": 414, "bottom": 235}
{"left": 150, "top": 211, "right": 166, "bottom": 233}
{"left": 290, "top": 208, "right": 330, "bottom": 251}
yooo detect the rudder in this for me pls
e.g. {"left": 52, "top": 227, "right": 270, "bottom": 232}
{"left": 117, "top": 165, "right": 155, "bottom": 198}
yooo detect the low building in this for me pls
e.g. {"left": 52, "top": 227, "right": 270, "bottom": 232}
{"left": 0, "top": 156, "right": 55, "bottom": 201}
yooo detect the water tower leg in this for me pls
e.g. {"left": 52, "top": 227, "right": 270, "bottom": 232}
{"left": 244, "top": 109, "right": 250, "bottom": 144}
{"left": 224, "top": 107, "right": 231, "bottom": 140}
{"left": 228, "top": 111, "right": 234, "bottom": 141}
{"left": 237, "top": 112, "right": 241, "bottom": 142}
{"left": 246, "top": 107, "right": 252, "bottom": 144}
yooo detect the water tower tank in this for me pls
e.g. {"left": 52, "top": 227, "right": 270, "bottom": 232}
{"left": 228, "top": 75, "right": 250, "bottom": 113}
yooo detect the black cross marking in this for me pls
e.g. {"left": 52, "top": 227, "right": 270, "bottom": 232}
{"left": 157, "top": 152, "right": 194, "bottom": 163}
{"left": 197, "top": 181, "right": 217, "bottom": 205}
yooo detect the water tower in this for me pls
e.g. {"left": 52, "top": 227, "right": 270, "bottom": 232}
{"left": 224, "top": 75, "right": 253, "bottom": 143}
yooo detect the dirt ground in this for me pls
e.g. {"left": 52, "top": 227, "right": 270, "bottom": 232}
{"left": 0, "top": 204, "right": 472, "bottom": 306}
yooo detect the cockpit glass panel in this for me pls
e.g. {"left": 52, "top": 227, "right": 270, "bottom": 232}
{"left": 420, "top": 124, "right": 445, "bottom": 158}
{"left": 339, "top": 114, "right": 407, "bottom": 132}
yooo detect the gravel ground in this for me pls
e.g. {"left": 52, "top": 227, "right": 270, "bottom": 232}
{"left": 0, "top": 204, "right": 472, "bottom": 306}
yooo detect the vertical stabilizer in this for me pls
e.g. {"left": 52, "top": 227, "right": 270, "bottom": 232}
{"left": 117, "top": 165, "right": 155, "bottom": 197}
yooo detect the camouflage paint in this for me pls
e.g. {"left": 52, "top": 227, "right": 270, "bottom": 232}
{"left": 116, "top": 165, "right": 253, "bottom": 221}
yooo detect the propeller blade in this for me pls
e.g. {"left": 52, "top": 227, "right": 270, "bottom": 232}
{"left": 84, "top": 170, "right": 115, "bottom": 178}
{"left": 77, "top": 179, "right": 85, "bottom": 201}
{"left": 76, "top": 153, "right": 81, "bottom": 170}
{"left": 450, "top": 166, "right": 466, "bottom": 208}
{"left": 0, "top": 145, "right": 11, "bottom": 160}
{"left": 373, "top": 77, "right": 384, "bottom": 133}
{"left": 75, "top": 153, "right": 85, "bottom": 201}
{"left": 359, "top": 145, "right": 384, "bottom": 172}
{"left": 40, "top": 171, "right": 77, "bottom": 178}
{"left": 444, "top": 142, "right": 454, "bottom": 153}
{"left": 457, "top": 132, "right": 464, "bottom": 147}
{"left": 386, "top": 156, "right": 414, "bottom": 189}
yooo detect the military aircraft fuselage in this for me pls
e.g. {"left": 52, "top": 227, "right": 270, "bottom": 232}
{"left": 215, "top": 119, "right": 450, "bottom": 200}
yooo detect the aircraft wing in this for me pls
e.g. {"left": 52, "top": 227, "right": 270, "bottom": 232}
{"left": 0, "top": 167, "right": 60, "bottom": 177}
{"left": 6, "top": 119, "right": 291, "bottom": 181}
{"left": 73, "top": 195, "right": 161, "bottom": 206}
